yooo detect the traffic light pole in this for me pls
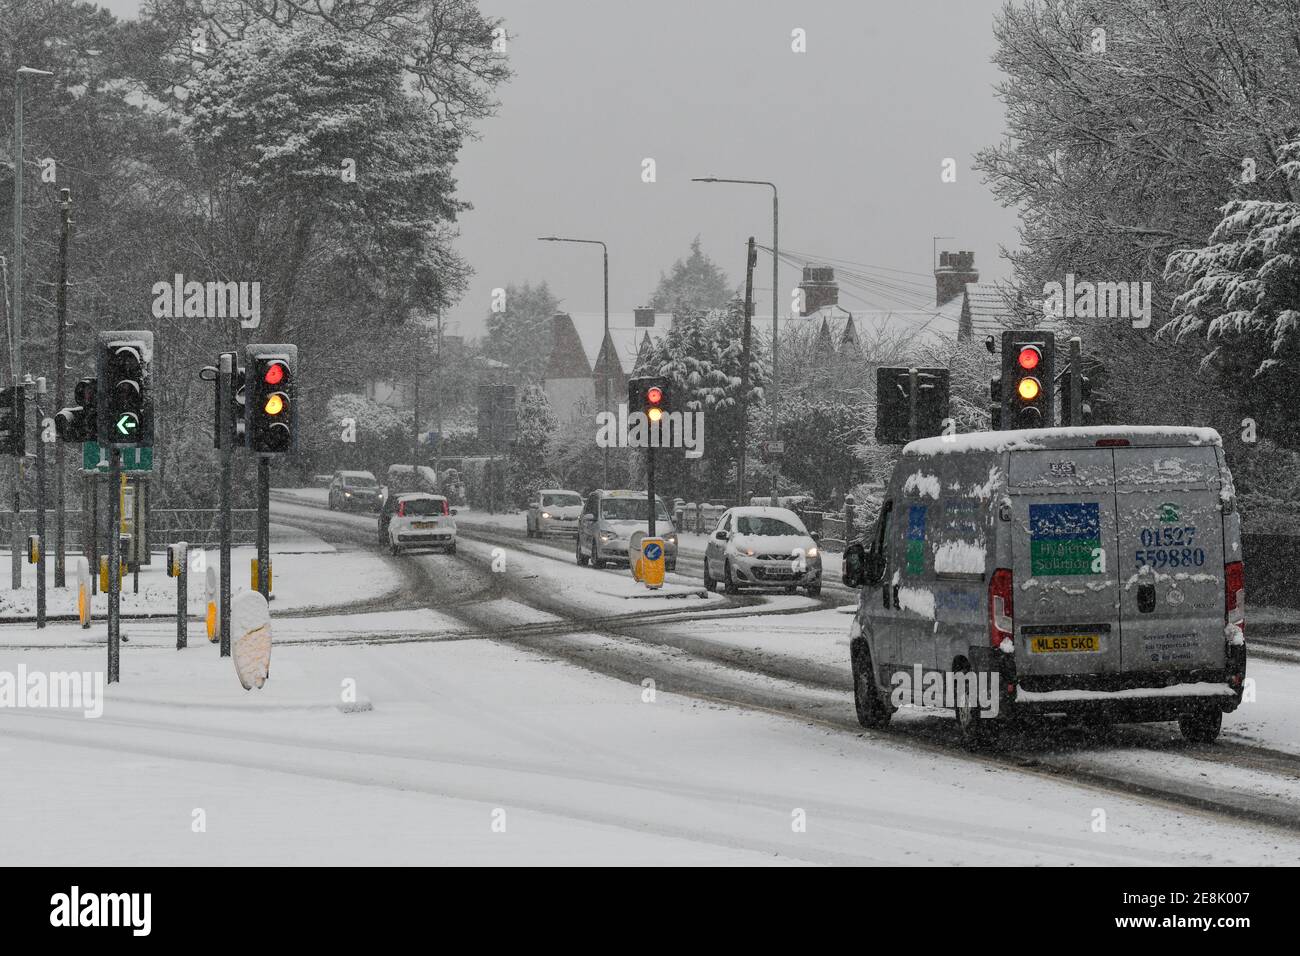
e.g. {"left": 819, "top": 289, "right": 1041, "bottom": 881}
{"left": 1068, "top": 336, "right": 1083, "bottom": 426}
{"left": 219, "top": 352, "right": 233, "bottom": 658}
{"left": 738, "top": 237, "right": 755, "bottom": 507}
{"left": 10, "top": 455, "right": 20, "bottom": 590}
{"left": 908, "top": 367, "right": 919, "bottom": 441}
{"left": 107, "top": 447, "right": 121, "bottom": 683}
{"left": 257, "top": 456, "right": 270, "bottom": 599}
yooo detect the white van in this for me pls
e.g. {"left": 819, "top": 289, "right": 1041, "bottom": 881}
{"left": 842, "top": 426, "right": 1247, "bottom": 746}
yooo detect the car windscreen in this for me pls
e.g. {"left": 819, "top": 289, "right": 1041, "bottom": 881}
{"left": 736, "top": 515, "right": 803, "bottom": 536}
{"left": 343, "top": 475, "right": 378, "bottom": 487}
{"left": 542, "top": 493, "right": 581, "bottom": 508}
{"left": 399, "top": 498, "right": 445, "bottom": 516}
{"left": 601, "top": 498, "right": 670, "bottom": 521}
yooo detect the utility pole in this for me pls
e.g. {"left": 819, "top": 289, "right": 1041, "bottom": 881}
{"left": 55, "top": 188, "right": 71, "bottom": 587}
{"left": 1068, "top": 335, "right": 1083, "bottom": 426}
{"left": 738, "top": 237, "right": 756, "bottom": 506}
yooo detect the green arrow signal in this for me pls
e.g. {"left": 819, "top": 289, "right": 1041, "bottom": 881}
{"left": 116, "top": 413, "right": 138, "bottom": 436}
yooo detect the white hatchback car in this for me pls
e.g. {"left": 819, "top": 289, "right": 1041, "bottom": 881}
{"left": 386, "top": 493, "right": 457, "bottom": 555}
{"left": 526, "top": 489, "right": 583, "bottom": 537}
{"left": 703, "top": 506, "right": 822, "bottom": 596}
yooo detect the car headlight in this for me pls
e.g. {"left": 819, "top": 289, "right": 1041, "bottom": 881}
{"left": 600, "top": 532, "right": 614, "bottom": 541}
{"left": 806, "top": 547, "right": 818, "bottom": 558}
{"left": 344, "top": 492, "right": 352, "bottom": 498}
{"left": 666, "top": 534, "right": 677, "bottom": 544}
{"left": 742, "top": 547, "right": 755, "bottom": 556}
{"left": 542, "top": 512, "right": 552, "bottom": 519}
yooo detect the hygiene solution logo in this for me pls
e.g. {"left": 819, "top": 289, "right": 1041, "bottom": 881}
{"left": 594, "top": 403, "right": 705, "bottom": 459}
{"left": 0, "top": 665, "right": 104, "bottom": 718}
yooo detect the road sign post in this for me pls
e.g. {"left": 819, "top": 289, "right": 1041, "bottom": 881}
{"left": 107, "top": 447, "right": 121, "bottom": 683}
{"left": 35, "top": 377, "right": 46, "bottom": 627}
{"left": 219, "top": 352, "right": 233, "bottom": 658}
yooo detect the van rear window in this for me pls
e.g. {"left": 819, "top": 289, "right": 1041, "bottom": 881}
{"left": 1113, "top": 446, "right": 1219, "bottom": 488}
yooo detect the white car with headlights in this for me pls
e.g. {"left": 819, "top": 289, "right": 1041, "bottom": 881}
{"left": 384, "top": 492, "right": 457, "bottom": 555}
{"left": 703, "top": 506, "right": 822, "bottom": 596}
{"left": 526, "top": 489, "right": 583, "bottom": 537}
{"left": 576, "top": 490, "right": 678, "bottom": 570}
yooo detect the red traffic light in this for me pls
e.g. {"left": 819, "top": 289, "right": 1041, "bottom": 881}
{"left": 646, "top": 386, "right": 663, "bottom": 405}
{"left": 263, "top": 362, "right": 286, "bottom": 386}
{"left": 1017, "top": 346, "right": 1041, "bottom": 371}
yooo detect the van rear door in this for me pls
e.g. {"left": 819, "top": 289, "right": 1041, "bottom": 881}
{"left": 1008, "top": 449, "right": 1123, "bottom": 677}
{"left": 1113, "top": 445, "right": 1225, "bottom": 674}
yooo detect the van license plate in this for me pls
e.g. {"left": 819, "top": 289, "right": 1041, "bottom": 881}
{"left": 413, "top": 521, "right": 435, "bottom": 529}
{"left": 1030, "top": 635, "right": 1101, "bottom": 653}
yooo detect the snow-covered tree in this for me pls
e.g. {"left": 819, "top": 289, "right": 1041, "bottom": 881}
{"left": 483, "top": 282, "right": 561, "bottom": 385}
{"left": 648, "top": 237, "right": 734, "bottom": 315}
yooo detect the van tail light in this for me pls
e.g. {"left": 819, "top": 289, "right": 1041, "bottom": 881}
{"left": 1225, "top": 561, "right": 1245, "bottom": 638}
{"left": 989, "top": 568, "right": 1014, "bottom": 650}
{"left": 1095, "top": 438, "right": 1130, "bottom": 446}
{"left": 442, "top": 499, "right": 449, "bottom": 516}
{"left": 397, "top": 501, "right": 406, "bottom": 517}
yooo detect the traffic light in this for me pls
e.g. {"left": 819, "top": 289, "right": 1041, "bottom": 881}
{"left": 97, "top": 331, "right": 153, "bottom": 447}
{"left": 1059, "top": 369, "right": 1093, "bottom": 426}
{"left": 0, "top": 385, "right": 26, "bottom": 456}
{"left": 54, "top": 377, "right": 97, "bottom": 443}
{"left": 1000, "top": 330, "right": 1054, "bottom": 429}
{"left": 989, "top": 378, "right": 1002, "bottom": 431}
{"left": 208, "top": 352, "right": 246, "bottom": 449}
{"left": 875, "top": 367, "right": 951, "bottom": 444}
{"left": 246, "top": 344, "right": 297, "bottom": 454}
{"left": 628, "top": 376, "right": 671, "bottom": 429}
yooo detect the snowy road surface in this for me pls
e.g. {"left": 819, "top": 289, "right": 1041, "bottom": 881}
{"left": 0, "top": 492, "right": 1297, "bottom": 865}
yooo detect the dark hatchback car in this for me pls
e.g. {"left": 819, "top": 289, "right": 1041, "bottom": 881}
{"left": 328, "top": 470, "right": 381, "bottom": 512}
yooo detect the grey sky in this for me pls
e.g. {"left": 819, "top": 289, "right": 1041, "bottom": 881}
{"left": 100, "top": 0, "right": 1020, "bottom": 339}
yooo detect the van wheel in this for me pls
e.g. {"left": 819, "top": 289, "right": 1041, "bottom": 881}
{"left": 953, "top": 660, "right": 994, "bottom": 750}
{"left": 723, "top": 560, "right": 739, "bottom": 594}
{"left": 851, "top": 641, "right": 893, "bottom": 729}
{"left": 1179, "top": 707, "right": 1223, "bottom": 743}
{"left": 805, "top": 583, "right": 822, "bottom": 597}
{"left": 703, "top": 558, "right": 717, "bottom": 592}
{"left": 576, "top": 537, "right": 589, "bottom": 567}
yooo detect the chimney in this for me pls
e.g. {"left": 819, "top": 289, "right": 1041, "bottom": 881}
{"left": 634, "top": 307, "right": 655, "bottom": 328}
{"left": 935, "top": 250, "right": 978, "bottom": 306}
{"left": 798, "top": 265, "right": 838, "bottom": 316}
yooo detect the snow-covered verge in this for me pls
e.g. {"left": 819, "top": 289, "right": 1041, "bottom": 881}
{"left": 3, "top": 627, "right": 1298, "bottom": 865}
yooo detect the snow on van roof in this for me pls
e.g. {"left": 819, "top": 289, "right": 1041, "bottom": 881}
{"left": 902, "top": 425, "right": 1222, "bottom": 458}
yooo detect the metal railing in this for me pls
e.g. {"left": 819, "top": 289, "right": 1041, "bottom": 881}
{"left": 0, "top": 508, "right": 259, "bottom": 552}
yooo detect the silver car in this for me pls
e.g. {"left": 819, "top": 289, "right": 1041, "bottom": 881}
{"left": 704, "top": 506, "right": 822, "bottom": 596}
{"left": 576, "top": 490, "right": 678, "bottom": 570}
{"left": 527, "top": 489, "right": 583, "bottom": 537}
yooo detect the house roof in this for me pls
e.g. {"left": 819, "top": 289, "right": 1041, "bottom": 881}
{"left": 544, "top": 313, "right": 593, "bottom": 379}
{"left": 567, "top": 312, "right": 667, "bottom": 376}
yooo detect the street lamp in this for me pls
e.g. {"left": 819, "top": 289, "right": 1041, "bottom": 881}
{"left": 538, "top": 235, "right": 610, "bottom": 487}
{"left": 692, "top": 177, "right": 780, "bottom": 506}
{"left": 12, "top": 67, "right": 54, "bottom": 384}
{"left": 11, "top": 66, "right": 53, "bottom": 591}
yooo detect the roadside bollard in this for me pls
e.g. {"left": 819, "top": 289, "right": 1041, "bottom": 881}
{"left": 205, "top": 563, "right": 220, "bottom": 643}
{"left": 167, "top": 541, "right": 188, "bottom": 649}
{"left": 231, "top": 590, "right": 272, "bottom": 690}
{"left": 75, "top": 557, "right": 91, "bottom": 630}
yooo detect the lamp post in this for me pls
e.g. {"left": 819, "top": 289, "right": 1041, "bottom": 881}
{"left": 691, "top": 177, "right": 780, "bottom": 505}
{"left": 538, "top": 235, "right": 610, "bottom": 486}
{"left": 11, "top": 66, "right": 54, "bottom": 590}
